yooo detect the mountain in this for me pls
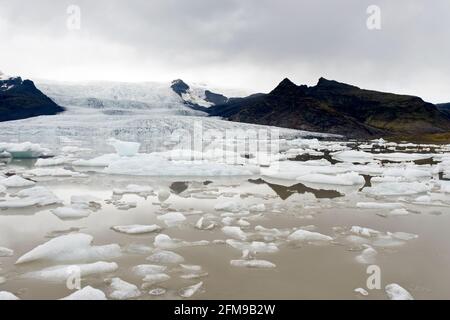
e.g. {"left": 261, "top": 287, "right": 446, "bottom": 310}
{"left": 208, "top": 77, "right": 450, "bottom": 138}
{"left": 0, "top": 72, "right": 64, "bottom": 122}
{"left": 170, "top": 79, "right": 228, "bottom": 112}
{"left": 437, "top": 103, "right": 450, "bottom": 117}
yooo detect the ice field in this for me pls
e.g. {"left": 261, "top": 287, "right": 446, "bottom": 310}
{"left": 0, "top": 83, "right": 450, "bottom": 300}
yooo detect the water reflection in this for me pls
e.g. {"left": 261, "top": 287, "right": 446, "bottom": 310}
{"left": 248, "top": 178, "right": 343, "bottom": 200}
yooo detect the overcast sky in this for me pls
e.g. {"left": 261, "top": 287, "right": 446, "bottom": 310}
{"left": 1, "top": 0, "right": 449, "bottom": 102}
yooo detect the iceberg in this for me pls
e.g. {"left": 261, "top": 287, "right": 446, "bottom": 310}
{"left": 16, "top": 233, "right": 121, "bottom": 264}
{"left": 107, "top": 138, "right": 141, "bottom": 157}
{"left": 61, "top": 286, "right": 107, "bottom": 300}
{"left": 0, "top": 142, "right": 51, "bottom": 158}
{"left": 108, "top": 277, "right": 141, "bottom": 300}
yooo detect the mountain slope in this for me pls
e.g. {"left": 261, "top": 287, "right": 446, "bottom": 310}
{"left": 0, "top": 72, "right": 64, "bottom": 122}
{"left": 209, "top": 78, "right": 450, "bottom": 138}
{"left": 170, "top": 79, "right": 228, "bottom": 111}
{"left": 437, "top": 103, "right": 450, "bottom": 117}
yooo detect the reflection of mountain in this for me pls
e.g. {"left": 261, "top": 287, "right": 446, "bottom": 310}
{"left": 209, "top": 78, "right": 450, "bottom": 139}
{"left": 0, "top": 75, "right": 64, "bottom": 122}
{"left": 248, "top": 178, "right": 343, "bottom": 200}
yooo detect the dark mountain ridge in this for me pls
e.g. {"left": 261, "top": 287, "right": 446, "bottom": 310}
{"left": 0, "top": 75, "right": 64, "bottom": 122}
{"left": 208, "top": 77, "right": 450, "bottom": 138}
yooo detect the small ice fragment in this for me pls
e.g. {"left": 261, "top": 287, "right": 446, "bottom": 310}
{"left": 354, "top": 288, "right": 369, "bottom": 296}
{"left": 180, "top": 264, "right": 202, "bottom": 272}
{"left": 132, "top": 264, "right": 167, "bottom": 277}
{"left": 113, "top": 184, "right": 153, "bottom": 196}
{"left": 149, "top": 288, "right": 166, "bottom": 296}
{"left": 52, "top": 206, "right": 92, "bottom": 219}
{"left": 107, "top": 138, "right": 140, "bottom": 157}
{"left": 221, "top": 226, "right": 247, "bottom": 241}
{"left": 112, "top": 224, "right": 162, "bottom": 235}
{"left": 142, "top": 273, "right": 171, "bottom": 285}
{"left": 350, "top": 226, "right": 380, "bottom": 237}
{"left": 0, "top": 247, "right": 14, "bottom": 257}
{"left": 214, "top": 201, "right": 242, "bottom": 213}
{"left": 179, "top": 281, "right": 203, "bottom": 298}
{"left": 249, "top": 204, "right": 266, "bottom": 212}
{"left": 195, "top": 217, "right": 215, "bottom": 230}
{"left": 0, "top": 291, "right": 20, "bottom": 300}
{"left": 108, "top": 278, "right": 141, "bottom": 300}
{"left": 389, "top": 208, "right": 410, "bottom": 216}
{"left": 157, "top": 212, "right": 186, "bottom": 227}
{"left": 230, "top": 259, "right": 276, "bottom": 269}
{"left": 61, "top": 286, "right": 107, "bottom": 300}
{"left": 355, "top": 246, "right": 378, "bottom": 264}
{"left": 287, "top": 229, "right": 332, "bottom": 242}
{"left": 146, "top": 250, "right": 184, "bottom": 264}
{"left": 385, "top": 283, "right": 414, "bottom": 300}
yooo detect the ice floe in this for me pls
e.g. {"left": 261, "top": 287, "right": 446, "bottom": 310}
{"left": 24, "top": 262, "right": 118, "bottom": 282}
{"left": 113, "top": 184, "right": 153, "bottom": 196}
{"left": 0, "top": 142, "right": 51, "bottom": 158}
{"left": 146, "top": 250, "right": 184, "bottom": 264}
{"left": 287, "top": 229, "right": 333, "bottom": 242}
{"left": 363, "top": 182, "right": 430, "bottom": 196}
{"left": 0, "top": 186, "right": 61, "bottom": 209}
{"left": 16, "top": 233, "right": 121, "bottom": 264}
{"left": 112, "top": 224, "right": 162, "bottom": 235}
{"left": 61, "top": 286, "right": 107, "bottom": 300}
{"left": 157, "top": 212, "right": 187, "bottom": 227}
{"left": 132, "top": 264, "right": 167, "bottom": 277}
{"left": 385, "top": 283, "right": 414, "bottom": 300}
{"left": 0, "top": 175, "right": 35, "bottom": 188}
{"left": 222, "top": 226, "right": 248, "bottom": 241}
{"left": 179, "top": 281, "right": 203, "bottom": 298}
{"left": 0, "top": 246, "right": 14, "bottom": 257}
{"left": 355, "top": 246, "right": 378, "bottom": 264}
{"left": 230, "top": 259, "right": 276, "bottom": 269}
{"left": 52, "top": 206, "right": 92, "bottom": 219}
{"left": 107, "top": 277, "right": 141, "bottom": 300}
{"left": 108, "top": 138, "right": 141, "bottom": 157}
{"left": 296, "top": 172, "right": 364, "bottom": 186}
{"left": 0, "top": 291, "right": 20, "bottom": 300}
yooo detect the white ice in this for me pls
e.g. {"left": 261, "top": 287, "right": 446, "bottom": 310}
{"left": 385, "top": 283, "right": 414, "bottom": 300}
{"left": 108, "top": 277, "right": 141, "bottom": 300}
{"left": 112, "top": 224, "right": 162, "bottom": 235}
{"left": 61, "top": 286, "right": 107, "bottom": 300}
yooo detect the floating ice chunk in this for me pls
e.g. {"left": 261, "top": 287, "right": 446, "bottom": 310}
{"left": 382, "top": 167, "right": 431, "bottom": 180}
{"left": 195, "top": 217, "right": 215, "bottom": 230}
{"left": 180, "top": 272, "right": 209, "bottom": 280}
{"left": 149, "top": 288, "right": 166, "bottom": 296}
{"left": 73, "top": 154, "right": 121, "bottom": 167}
{"left": 113, "top": 184, "right": 153, "bottom": 196}
{"left": 287, "top": 229, "right": 332, "bottom": 242}
{"left": 388, "top": 232, "right": 418, "bottom": 241}
{"left": 249, "top": 203, "right": 266, "bottom": 212}
{"left": 142, "top": 273, "right": 171, "bottom": 285}
{"left": 0, "top": 175, "right": 35, "bottom": 188}
{"left": 24, "top": 262, "right": 118, "bottom": 282}
{"left": 0, "top": 291, "right": 19, "bottom": 300}
{"left": 146, "top": 250, "right": 184, "bottom": 264}
{"left": 108, "top": 278, "right": 141, "bottom": 300}
{"left": 355, "top": 246, "right": 378, "bottom": 264}
{"left": 214, "top": 201, "right": 243, "bottom": 213}
{"left": 0, "top": 142, "right": 51, "bottom": 158}
{"left": 132, "top": 264, "right": 167, "bottom": 277}
{"left": 297, "top": 172, "right": 365, "bottom": 186}
{"left": 157, "top": 188, "right": 171, "bottom": 203}
{"left": 0, "top": 184, "right": 5, "bottom": 194}
{"left": 237, "top": 219, "right": 250, "bottom": 227}
{"left": 112, "top": 224, "right": 162, "bottom": 235}
{"left": 363, "top": 182, "right": 430, "bottom": 196}
{"left": 71, "top": 195, "right": 102, "bottom": 206}
{"left": 226, "top": 240, "right": 279, "bottom": 254}
{"left": 385, "top": 284, "right": 414, "bottom": 300}
{"left": 222, "top": 226, "right": 247, "bottom": 241}
{"left": 154, "top": 234, "right": 208, "bottom": 249}
{"left": 52, "top": 206, "right": 92, "bottom": 219}
{"left": 16, "top": 233, "right": 121, "bottom": 264}
{"left": 157, "top": 212, "right": 186, "bottom": 227}
{"left": 25, "top": 168, "right": 85, "bottom": 177}
{"left": 180, "top": 264, "right": 202, "bottom": 272}
{"left": 356, "top": 202, "right": 404, "bottom": 210}
{"left": 350, "top": 226, "right": 380, "bottom": 237}
{"left": 230, "top": 259, "right": 276, "bottom": 269}
{"left": 388, "top": 208, "right": 410, "bottom": 216}
{"left": 439, "top": 181, "right": 450, "bottom": 193}
{"left": 61, "top": 146, "right": 89, "bottom": 154}
{"left": 61, "top": 286, "right": 107, "bottom": 300}
{"left": 374, "top": 153, "right": 432, "bottom": 162}
{"left": 255, "top": 226, "right": 291, "bottom": 239}
{"left": 108, "top": 138, "right": 141, "bottom": 157}
{"left": 332, "top": 150, "right": 374, "bottom": 163}
{"left": 0, "top": 246, "right": 14, "bottom": 257}
{"left": 179, "top": 281, "right": 203, "bottom": 298}
{"left": 372, "top": 235, "right": 406, "bottom": 248}
{"left": 35, "top": 157, "right": 71, "bottom": 167}
{"left": 103, "top": 154, "right": 258, "bottom": 176}
{"left": 0, "top": 186, "right": 62, "bottom": 208}
{"left": 354, "top": 288, "right": 369, "bottom": 296}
